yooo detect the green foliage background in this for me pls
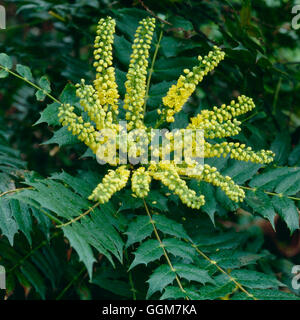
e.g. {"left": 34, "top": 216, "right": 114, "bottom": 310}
{"left": 0, "top": 0, "right": 300, "bottom": 300}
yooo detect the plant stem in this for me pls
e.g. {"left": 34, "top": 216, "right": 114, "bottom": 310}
{"left": 181, "top": 176, "right": 300, "bottom": 201}
{"left": 190, "top": 242, "right": 257, "bottom": 300}
{"left": 0, "top": 66, "right": 61, "bottom": 104}
{"left": 240, "top": 185, "right": 300, "bottom": 201}
{"left": 56, "top": 267, "right": 86, "bottom": 300}
{"left": 125, "top": 250, "right": 137, "bottom": 300}
{"left": 0, "top": 187, "right": 33, "bottom": 198}
{"left": 143, "top": 199, "right": 189, "bottom": 300}
{"left": 48, "top": 10, "right": 66, "bottom": 22}
{"left": 56, "top": 202, "right": 101, "bottom": 228}
{"left": 143, "top": 28, "right": 164, "bottom": 115}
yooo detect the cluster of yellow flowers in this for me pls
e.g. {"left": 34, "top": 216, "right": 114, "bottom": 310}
{"left": 160, "top": 47, "right": 225, "bottom": 123}
{"left": 204, "top": 141, "right": 274, "bottom": 163}
{"left": 123, "top": 17, "right": 156, "bottom": 130}
{"left": 93, "top": 17, "right": 119, "bottom": 116}
{"left": 197, "top": 164, "right": 245, "bottom": 202}
{"left": 58, "top": 16, "right": 275, "bottom": 210}
{"left": 149, "top": 162, "right": 205, "bottom": 209}
{"left": 131, "top": 167, "right": 151, "bottom": 198}
{"left": 188, "top": 95, "right": 255, "bottom": 139}
{"left": 75, "top": 80, "right": 115, "bottom": 131}
{"left": 58, "top": 103, "right": 100, "bottom": 153}
{"left": 89, "top": 165, "right": 130, "bottom": 203}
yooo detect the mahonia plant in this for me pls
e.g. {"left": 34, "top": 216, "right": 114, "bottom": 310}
{"left": 58, "top": 16, "right": 275, "bottom": 209}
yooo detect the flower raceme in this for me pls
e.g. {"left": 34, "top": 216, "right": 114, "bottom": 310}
{"left": 123, "top": 17, "right": 155, "bottom": 130}
{"left": 161, "top": 47, "right": 225, "bottom": 123}
{"left": 58, "top": 16, "right": 275, "bottom": 209}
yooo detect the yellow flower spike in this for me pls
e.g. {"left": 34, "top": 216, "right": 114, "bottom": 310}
{"left": 93, "top": 17, "right": 119, "bottom": 116}
{"left": 89, "top": 166, "right": 131, "bottom": 203}
{"left": 123, "top": 17, "right": 156, "bottom": 131}
{"left": 161, "top": 46, "right": 225, "bottom": 123}
{"left": 75, "top": 80, "right": 108, "bottom": 130}
{"left": 149, "top": 162, "right": 205, "bottom": 209}
{"left": 190, "top": 95, "right": 255, "bottom": 126}
{"left": 204, "top": 141, "right": 275, "bottom": 164}
{"left": 189, "top": 164, "right": 245, "bottom": 202}
{"left": 58, "top": 103, "right": 100, "bottom": 153}
{"left": 188, "top": 117, "right": 241, "bottom": 139}
{"left": 131, "top": 167, "right": 151, "bottom": 198}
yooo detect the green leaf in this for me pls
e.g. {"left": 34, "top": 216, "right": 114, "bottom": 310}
{"left": 63, "top": 225, "right": 96, "bottom": 278}
{"left": 209, "top": 250, "right": 266, "bottom": 269}
{"left": 0, "top": 199, "right": 18, "bottom": 245}
{"left": 35, "top": 102, "right": 60, "bottom": 126}
{"left": 146, "top": 191, "right": 169, "bottom": 212}
{"left": 125, "top": 216, "right": 153, "bottom": 248}
{"left": 289, "top": 144, "right": 300, "bottom": 166}
{"left": 272, "top": 197, "right": 299, "bottom": 234}
{"left": 168, "top": 16, "right": 193, "bottom": 31}
{"left": 31, "top": 246, "right": 61, "bottom": 290}
{"left": 194, "top": 231, "right": 245, "bottom": 251}
{"left": 160, "top": 286, "right": 201, "bottom": 300}
{"left": 81, "top": 211, "right": 124, "bottom": 264}
{"left": 43, "top": 126, "right": 79, "bottom": 147}
{"left": 0, "top": 69, "right": 8, "bottom": 78}
{"left": 11, "top": 174, "right": 124, "bottom": 270}
{"left": 271, "top": 132, "right": 291, "bottom": 165}
{"left": 229, "top": 269, "right": 283, "bottom": 289}
{"left": 275, "top": 169, "right": 300, "bottom": 195}
{"left": 245, "top": 189, "right": 276, "bottom": 229}
{"left": 35, "top": 90, "right": 47, "bottom": 101}
{"left": 154, "top": 57, "right": 197, "bottom": 81}
{"left": 153, "top": 215, "right": 190, "bottom": 240}
{"left": 232, "top": 288, "right": 299, "bottom": 300}
{"left": 222, "top": 160, "right": 261, "bottom": 184}
{"left": 216, "top": 187, "right": 239, "bottom": 212}
{"left": 249, "top": 167, "right": 298, "bottom": 188}
{"left": 10, "top": 200, "right": 32, "bottom": 245}
{"left": 114, "top": 35, "right": 131, "bottom": 66}
{"left": 192, "top": 181, "right": 216, "bottom": 224}
{"left": 38, "top": 75, "right": 51, "bottom": 93}
{"left": 129, "top": 239, "right": 163, "bottom": 270}
{"left": 147, "top": 81, "right": 173, "bottom": 109}
{"left": 173, "top": 263, "right": 214, "bottom": 284}
{"left": 113, "top": 8, "right": 149, "bottom": 40}
{"left": 59, "top": 83, "right": 78, "bottom": 105}
{"left": 50, "top": 171, "right": 94, "bottom": 198}
{"left": 16, "top": 64, "right": 33, "bottom": 81}
{"left": 12, "top": 179, "right": 90, "bottom": 219}
{"left": 147, "top": 264, "right": 176, "bottom": 298}
{"left": 20, "top": 263, "right": 46, "bottom": 299}
{"left": 118, "top": 190, "right": 144, "bottom": 211}
{"left": 35, "top": 76, "right": 51, "bottom": 101}
{"left": 31, "top": 207, "right": 52, "bottom": 240}
{"left": 163, "top": 238, "right": 195, "bottom": 262}
{"left": 160, "top": 37, "right": 201, "bottom": 58}
{"left": 92, "top": 266, "right": 132, "bottom": 298}
{"left": 0, "top": 53, "right": 13, "bottom": 69}
{"left": 197, "top": 279, "right": 236, "bottom": 300}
